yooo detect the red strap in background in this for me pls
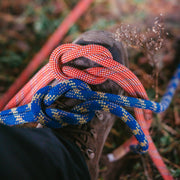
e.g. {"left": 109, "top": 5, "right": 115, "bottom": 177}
{"left": 0, "top": 0, "right": 93, "bottom": 110}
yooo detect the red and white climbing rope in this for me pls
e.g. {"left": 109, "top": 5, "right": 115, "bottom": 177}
{"left": 3, "top": 44, "right": 173, "bottom": 180}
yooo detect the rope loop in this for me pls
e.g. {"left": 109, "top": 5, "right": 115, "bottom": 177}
{"left": 29, "top": 78, "right": 149, "bottom": 153}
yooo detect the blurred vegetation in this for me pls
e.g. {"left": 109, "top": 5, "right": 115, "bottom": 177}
{"left": 0, "top": 0, "right": 180, "bottom": 179}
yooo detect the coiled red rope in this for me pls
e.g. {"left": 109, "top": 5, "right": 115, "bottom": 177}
{"left": 4, "top": 44, "right": 173, "bottom": 180}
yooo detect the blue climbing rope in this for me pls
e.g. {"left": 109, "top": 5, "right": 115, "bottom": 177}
{"left": 0, "top": 64, "right": 180, "bottom": 154}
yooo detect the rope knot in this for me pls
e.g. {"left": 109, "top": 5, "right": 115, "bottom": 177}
{"left": 48, "top": 44, "right": 114, "bottom": 84}
{"left": 31, "top": 79, "right": 92, "bottom": 127}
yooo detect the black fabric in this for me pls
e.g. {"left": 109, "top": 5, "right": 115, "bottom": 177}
{"left": 0, "top": 124, "right": 90, "bottom": 180}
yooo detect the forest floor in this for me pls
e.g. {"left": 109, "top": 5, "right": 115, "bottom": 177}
{"left": 0, "top": 0, "right": 180, "bottom": 179}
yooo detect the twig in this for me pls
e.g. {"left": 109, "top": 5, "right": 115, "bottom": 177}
{"left": 162, "top": 157, "right": 180, "bottom": 169}
{"left": 141, "top": 156, "right": 153, "bottom": 180}
{"left": 162, "top": 123, "right": 179, "bottom": 136}
{"left": 155, "top": 66, "right": 159, "bottom": 101}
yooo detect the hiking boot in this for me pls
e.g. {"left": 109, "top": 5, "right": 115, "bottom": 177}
{"left": 52, "top": 30, "right": 128, "bottom": 180}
